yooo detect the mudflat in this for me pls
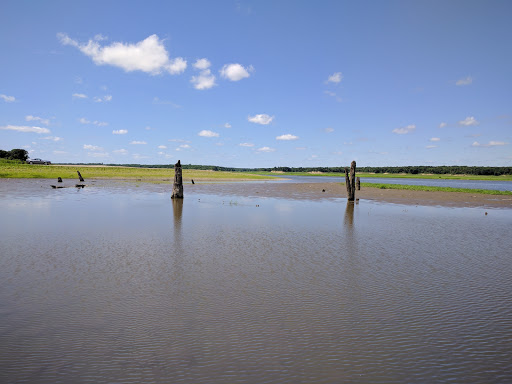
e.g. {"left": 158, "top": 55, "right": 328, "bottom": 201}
{"left": 189, "top": 181, "right": 512, "bottom": 209}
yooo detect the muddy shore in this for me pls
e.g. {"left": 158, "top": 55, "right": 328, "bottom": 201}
{"left": 188, "top": 181, "right": 512, "bottom": 209}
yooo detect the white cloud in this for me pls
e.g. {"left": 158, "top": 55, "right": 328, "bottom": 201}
{"left": 0, "top": 125, "right": 50, "bottom": 134}
{"left": 79, "top": 117, "right": 90, "bottom": 124}
{"left": 88, "top": 152, "right": 109, "bottom": 158}
{"left": 239, "top": 143, "right": 254, "bottom": 147}
{"left": 426, "top": 145, "right": 437, "bottom": 149}
{"left": 472, "top": 141, "right": 508, "bottom": 147}
{"left": 430, "top": 137, "right": 440, "bottom": 142}
{"left": 220, "top": 63, "right": 253, "bottom": 81}
{"left": 58, "top": 33, "right": 187, "bottom": 75}
{"left": 26, "top": 115, "right": 50, "bottom": 125}
{"left": 169, "top": 138, "right": 191, "bottom": 143}
{"left": 130, "top": 141, "right": 147, "bottom": 145}
{"left": 42, "top": 136, "right": 63, "bottom": 141}
{"left": 324, "top": 127, "right": 334, "bottom": 133}
{"left": 327, "top": 72, "right": 343, "bottom": 84}
{"left": 224, "top": 123, "right": 232, "bottom": 128}
{"left": 193, "top": 58, "right": 211, "bottom": 70}
{"left": 157, "top": 145, "right": 167, "bottom": 149}
{"left": 72, "top": 93, "right": 88, "bottom": 99}
{"left": 257, "top": 146, "right": 275, "bottom": 152}
{"left": 439, "top": 122, "right": 447, "bottom": 128}
{"left": 276, "top": 134, "right": 299, "bottom": 141}
{"left": 153, "top": 97, "right": 181, "bottom": 108}
{"left": 112, "top": 129, "right": 128, "bottom": 135}
{"left": 191, "top": 69, "right": 216, "bottom": 90}
{"left": 83, "top": 144, "right": 103, "bottom": 151}
{"left": 0, "top": 94, "right": 16, "bottom": 102}
{"left": 179, "top": 144, "right": 191, "bottom": 149}
{"left": 94, "top": 121, "right": 108, "bottom": 127}
{"left": 459, "top": 116, "right": 479, "bottom": 126}
{"left": 94, "top": 95, "right": 112, "bottom": 102}
{"left": 113, "top": 149, "right": 128, "bottom": 155}
{"left": 456, "top": 76, "right": 473, "bottom": 86}
{"left": 198, "top": 130, "right": 219, "bottom": 138}
{"left": 392, "top": 124, "right": 416, "bottom": 134}
{"left": 248, "top": 114, "right": 274, "bottom": 125}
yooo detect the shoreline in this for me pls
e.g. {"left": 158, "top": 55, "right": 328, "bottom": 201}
{"left": 187, "top": 181, "right": 512, "bottom": 209}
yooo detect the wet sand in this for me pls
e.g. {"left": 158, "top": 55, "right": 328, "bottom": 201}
{"left": 188, "top": 181, "right": 512, "bottom": 209}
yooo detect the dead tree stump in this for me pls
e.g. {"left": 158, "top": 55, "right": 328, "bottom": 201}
{"left": 356, "top": 177, "right": 360, "bottom": 191}
{"left": 77, "top": 171, "right": 84, "bottom": 182}
{"left": 171, "top": 160, "right": 184, "bottom": 199}
{"left": 344, "top": 160, "right": 356, "bottom": 201}
{"left": 58, "top": 177, "right": 63, "bottom": 183}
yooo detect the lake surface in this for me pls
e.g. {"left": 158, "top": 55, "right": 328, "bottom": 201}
{"left": 274, "top": 175, "right": 512, "bottom": 191}
{"left": 1, "top": 179, "right": 512, "bottom": 383}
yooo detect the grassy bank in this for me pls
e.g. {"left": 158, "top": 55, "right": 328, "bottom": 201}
{"left": 0, "top": 161, "right": 276, "bottom": 181}
{"left": 361, "top": 182, "right": 512, "bottom": 195}
{"left": 255, "top": 171, "right": 512, "bottom": 181}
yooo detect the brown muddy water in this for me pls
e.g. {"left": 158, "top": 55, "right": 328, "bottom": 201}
{"left": 1, "top": 179, "right": 511, "bottom": 383}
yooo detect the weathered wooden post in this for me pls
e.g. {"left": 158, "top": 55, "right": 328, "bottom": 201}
{"left": 171, "top": 160, "right": 184, "bottom": 199}
{"left": 344, "top": 160, "right": 356, "bottom": 201}
{"left": 356, "top": 177, "right": 360, "bottom": 191}
{"left": 58, "top": 177, "right": 63, "bottom": 183}
{"left": 77, "top": 170, "right": 84, "bottom": 182}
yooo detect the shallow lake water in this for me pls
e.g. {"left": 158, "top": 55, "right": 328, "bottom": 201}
{"left": 1, "top": 179, "right": 512, "bottom": 383}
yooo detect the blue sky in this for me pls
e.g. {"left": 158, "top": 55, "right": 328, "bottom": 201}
{"left": 1, "top": 0, "right": 511, "bottom": 168}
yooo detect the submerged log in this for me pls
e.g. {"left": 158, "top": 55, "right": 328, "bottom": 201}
{"left": 171, "top": 160, "right": 184, "bottom": 199}
{"left": 356, "top": 177, "right": 360, "bottom": 191}
{"left": 77, "top": 171, "right": 84, "bottom": 182}
{"left": 344, "top": 160, "right": 356, "bottom": 201}
{"left": 58, "top": 177, "right": 63, "bottom": 183}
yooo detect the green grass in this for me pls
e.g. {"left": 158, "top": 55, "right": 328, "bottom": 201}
{"left": 254, "top": 171, "right": 512, "bottom": 181}
{"left": 361, "top": 182, "right": 512, "bottom": 195}
{"left": 0, "top": 161, "right": 276, "bottom": 181}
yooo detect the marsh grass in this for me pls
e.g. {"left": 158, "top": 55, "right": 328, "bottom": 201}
{"left": 0, "top": 161, "right": 276, "bottom": 181}
{"left": 255, "top": 171, "right": 512, "bottom": 181}
{"left": 361, "top": 182, "right": 512, "bottom": 195}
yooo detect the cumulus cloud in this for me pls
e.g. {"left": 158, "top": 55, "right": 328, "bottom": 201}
{"left": 191, "top": 69, "right": 216, "bottom": 90}
{"left": 79, "top": 117, "right": 108, "bottom": 126}
{"left": 58, "top": 33, "right": 187, "bottom": 75}
{"left": 94, "top": 95, "right": 112, "bottom": 102}
{"left": 0, "top": 94, "right": 16, "bottom": 102}
{"left": 193, "top": 58, "right": 211, "bottom": 70}
{"left": 472, "top": 141, "right": 508, "bottom": 147}
{"left": 26, "top": 115, "right": 50, "bottom": 125}
{"left": 130, "top": 141, "right": 147, "bottom": 145}
{"left": 224, "top": 123, "right": 232, "bottom": 128}
{"left": 113, "top": 149, "right": 128, "bottom": 154}
{"left": 459, "top": 116, "right": 479, "bottom": 126}
{"left": 456, "top": 76, "right": 473, "bottom": 86}
{"left": 0, "top": 125, "right": 50, "bottom": 134}
{"left": 392, "top": 124, "right": 416, "bottom": 135}
{"left": 326, "top": 72, "right": 343, "bottom": 84}
{"left": 220, "top": 63, "right": 253, "bottom": 81}
{"left": 79, "top": 117, "right": 90, "bottom": 124}
{"left": 257, "top": 146, "right": 275, "bottom": 152}
{"left": 72, "top": 93, "right": 88, "bottom": 99}
{"left": 157, "top": 145, "right": 167, "bottom": 149}
{"left": 439, "top": 122, "right": 447, "bottom": 128}
{"left": 112, "top": 129, "right": 128, "bottom": 134}
{"left": 248, "top": 114, "right": 274, "bottom": 125}
{"left": 198, "top": 130, "right": 219, "bottom": 138}
{"left": 324, "top": 127, "right": 334, "bottom": 133}
{"left": 42, "top": 136, "right": 63, "bottom": 141}
{"left": 429, "top": 137, "right": 440, "bottom": 142}
{"left": 239, "top": 143, "right": 254, "bottom": 147}
{"left": 83, "top": 144, "right": 103, "bottom": 151}
{"left": 276, "top": 134, "right": 299, "bottom": 141}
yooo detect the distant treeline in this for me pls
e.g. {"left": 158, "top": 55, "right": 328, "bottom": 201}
{"left": 80, "top": 163, "right": 512, "bottom": 176}
{"left": 0, "top": 148, "right": 28, "bottom": 162}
